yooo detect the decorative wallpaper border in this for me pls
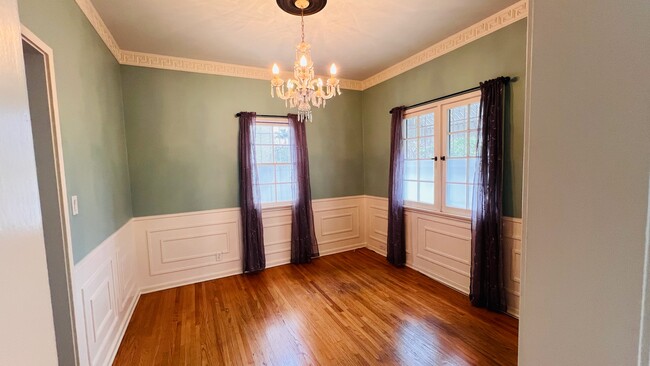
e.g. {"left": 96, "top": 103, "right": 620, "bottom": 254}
{"left": 360, "top": 0, "right": 528, "bottom": 89}
{"left": 75, "top": 0, "right": 527, "bottom": 91}
{"left": 74, "top": 0, "right": 121, "bottom": 61}
{"left": 120, "top": 50, "right": 364, "bottom": 91}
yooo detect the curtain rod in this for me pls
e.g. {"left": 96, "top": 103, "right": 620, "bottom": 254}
{"left": 234, "top": 113, "right": 287, "bottom": 118}
{"left": 390, "top": 76, "right": 515, "bottom": 114}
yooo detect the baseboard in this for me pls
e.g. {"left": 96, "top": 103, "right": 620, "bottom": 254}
{"left": 140, "top": 268, "right": 242, "bottom": 294}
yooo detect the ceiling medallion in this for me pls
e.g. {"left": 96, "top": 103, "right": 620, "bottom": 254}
{"left": 270, "top": 0, "right": 340, "bottom": 122}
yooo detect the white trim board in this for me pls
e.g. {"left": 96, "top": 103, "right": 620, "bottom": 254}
{"left": 73, "top": 0, "right": 528, "bottom": 91}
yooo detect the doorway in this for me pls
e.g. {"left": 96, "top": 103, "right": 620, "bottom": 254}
{"left": 22, "top": 28, "right": 78, "bottom": 365}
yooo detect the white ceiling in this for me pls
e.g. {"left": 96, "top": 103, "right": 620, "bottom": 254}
{"left": 90, "top": 0, "right": 519, "bottom": 80}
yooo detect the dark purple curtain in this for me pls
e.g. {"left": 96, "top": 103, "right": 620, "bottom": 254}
{"left": 387, "top": 106, "right": 407, "bottom": 267}
{"left": 239, "top": 112, "right": 266, "bottom": 273}
{"left": 470, "top": 77, "right": 509, "bottom": 312}
{"left": 288, "top": 114, "right": 319, "bottom": 264}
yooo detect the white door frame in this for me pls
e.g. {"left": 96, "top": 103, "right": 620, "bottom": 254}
{"left": 21, "top": 25, "right": 79, "bottom": 365}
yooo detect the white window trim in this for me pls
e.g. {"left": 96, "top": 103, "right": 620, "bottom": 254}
{"left": 402, "top": 90, "right": 481, "bottom": 218}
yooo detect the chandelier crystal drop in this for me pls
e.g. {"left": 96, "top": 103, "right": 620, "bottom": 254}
{"left": 270, "top": 0, "right": 341, "bottom": 122}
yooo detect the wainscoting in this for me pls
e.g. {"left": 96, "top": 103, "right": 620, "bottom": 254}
{"left": 132, "top": 196, "right": 367, "bottom": 294}
{"left": 72, "top": 194, "right": 520, "bottom": 365}
{"left": 72, "top": 195, "right": 366, "bottom": 365}
{"left": 365, "top": 195, "right": 522, "bottom": 318}
{"left": 72, "top": 222, "right": 138, "bottom": 366}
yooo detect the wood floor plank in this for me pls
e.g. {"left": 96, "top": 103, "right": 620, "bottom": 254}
{"left": 114, "top": 249, "right": 518, "bottom": 365}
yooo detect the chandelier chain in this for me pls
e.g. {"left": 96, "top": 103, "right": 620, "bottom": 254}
{"left": 301, "top": 9, "right": 305, "bottom": 43}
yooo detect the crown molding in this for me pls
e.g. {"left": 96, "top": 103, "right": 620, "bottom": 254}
{"left": 74, "top": 0, "right": 121, "bottom": 61}
{"left": 360, "top": 0, "right": 528, "bottom": 90}
{"left": 75, "top": 0, "right": 526, "bottom": 92}
{"left": 120, "top": 50, "right": 364, "bottom": 91}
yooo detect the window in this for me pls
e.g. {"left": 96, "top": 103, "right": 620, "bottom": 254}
{"left": 254, "top": 118, "right": 295, "bottom": 204}
{"left": 402, "top": 91, "right": 481, "bottom": 215}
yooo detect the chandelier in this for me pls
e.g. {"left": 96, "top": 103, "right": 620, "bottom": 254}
{"left": 271, "top": 0, "right": 341, "bottom": 122}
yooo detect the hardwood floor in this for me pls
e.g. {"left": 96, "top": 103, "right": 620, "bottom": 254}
{"left": 114, "top": 249, "right": 518, "bottom": 365}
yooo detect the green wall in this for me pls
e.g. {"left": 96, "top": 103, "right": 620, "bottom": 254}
{"left": 361, "top": 20, "right": 527, "bottom": 217}
{"left": 121, "top": 66, "right": 363, "bottom": 217}
{"left": 13, "top": 0, "right": 525, "bottom": 265}
{"left": 18, "top": 0, "right": 132, "bottom": 263}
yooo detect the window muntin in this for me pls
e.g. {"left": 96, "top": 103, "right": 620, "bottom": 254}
{"left": 402, "top": 91, "right": 481, "bottom": 216}
{"left": 254, "top": 120, "right": 295, "bottom": 204}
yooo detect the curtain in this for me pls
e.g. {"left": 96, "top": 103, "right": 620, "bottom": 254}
{"left": 239, "top": 112, "right": 266, "bottom": 273}
{"left": 470, "top": 77, "right": 509, "bottom": 312}
{"left": 288, "top": 114, "right": 319, "bottom": 264}
{"left": 387, "top": 106, "right": 407, "bottom": 266}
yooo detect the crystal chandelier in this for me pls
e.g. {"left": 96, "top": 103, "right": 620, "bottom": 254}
{"left": 270, "top": 0, "right": 341, "bottom": 122}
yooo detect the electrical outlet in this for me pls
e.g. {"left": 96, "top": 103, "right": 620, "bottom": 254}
{"left": 216, "top": 252, "right": 223, "bottom": 261}
{"left": 71, "top": 195, "right": 79, "bottom": 216}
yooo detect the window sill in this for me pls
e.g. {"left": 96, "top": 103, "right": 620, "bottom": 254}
{"left": 403, "top": 204, "right": 471, "bottom": 223}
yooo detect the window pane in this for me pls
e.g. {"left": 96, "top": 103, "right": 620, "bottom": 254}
{"left": 467, "top": 184, "right": 476, "bottom": 210}
{"left": 406, "top": 118, "right": 417, "bottom": 138}
{"left": 469, "top": 131, "right": 479, "bottom": 157}
{"left": 404, "top": 181, "right": 418, "bottom": 201}
{"left": 274, "top": 146, "right": 290, "bottom": 163}
{"left": 256, "top": 146, "right": 273, "bottom": 163}
{"left": 469, "top": 102, "right": 480, "bottom": 118}
{"left": 419, "top": 114, "right": 434, "bottom": 136}
{"left": 446, "top": 158, "right": 467, "bottom": 183}
{"left": 419, "top": 160, "right": 434, "bottom": 182}
{"left": 406, "top": 139, "right": 418, "bottom": 159}
{"left": 419, "top": 182, "right": 434, "bottom": 204}
{"left": 468, "top": 158, "right": 479, "bottom": 183}
{"left": 273, "top": 126, "right": 290, "bottom": 145}
{"left": 419, "top": 137, "right": 434, "bottom": 159}
{"left": 449, "top": 106, "right": 468, "bottom": 132}
{"left": 276, "top": 183, "right": 293, "bottom": 202}
{"left": 259, "top": 184, "right": 275, "bottom": 203}
{"left": 258, "top": 165, "right": 275, "bottom": 184}
{"left": 276, "top": 164, "right": 292, "bottom": 183}
{"left": 255, "top": 132, "right": 273, "bottom": 144}
{"left": 404, "top": 160, "right": 417, "bottom": 181}
{"left": 448, "top": 133, "right": 467, "bottom": 157}
{"left": 469, "top": 103, "right": 480, "bottom": 129}
{"left": 446, "top": 183, "right": 467, "bottom": 209}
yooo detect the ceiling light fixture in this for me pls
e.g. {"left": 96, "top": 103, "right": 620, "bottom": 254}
{"left": 271, "top": 0, "right": 340, "bottom": 122}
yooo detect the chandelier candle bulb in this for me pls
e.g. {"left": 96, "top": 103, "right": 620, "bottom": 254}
{"left": 269, "top": 0, "right": 340, "bottom": 122}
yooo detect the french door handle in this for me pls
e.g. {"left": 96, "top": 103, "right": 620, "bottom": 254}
{"left": 440, "top": 156, "right": 446, "bottom": 161}
{"left": 432, "top": 156, "right": 438, "bottom": 161}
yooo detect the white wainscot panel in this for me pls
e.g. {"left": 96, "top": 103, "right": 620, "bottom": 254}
{"left": 366, "top": 197, "right": 388, "bottom": 255}
{"left": 73, "top": 221, "right": 139, "bottom": 366}
{"left": 313, "top": 196, "right": 366, "bottom": 255}
{"left": 134, "top": 208, "right": 243, "bottom": 293}
{"left": 148, "top": 221, "right": 239, "bottom": 275}
{"left": 80, "top": 259, "right": 117, "bottom": 366}
{"left": 412, "top": 213, "right": 472, "bottom": 294}
{"left": 503, "top": 217, "right": 522, "bottom": 318}
{"left": 262, "top": 208, "right": 292, "bottom": 267}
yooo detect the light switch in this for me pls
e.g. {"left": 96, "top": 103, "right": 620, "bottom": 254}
{"left": 71, "top": 195, "right": 79, "bottom": 216}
